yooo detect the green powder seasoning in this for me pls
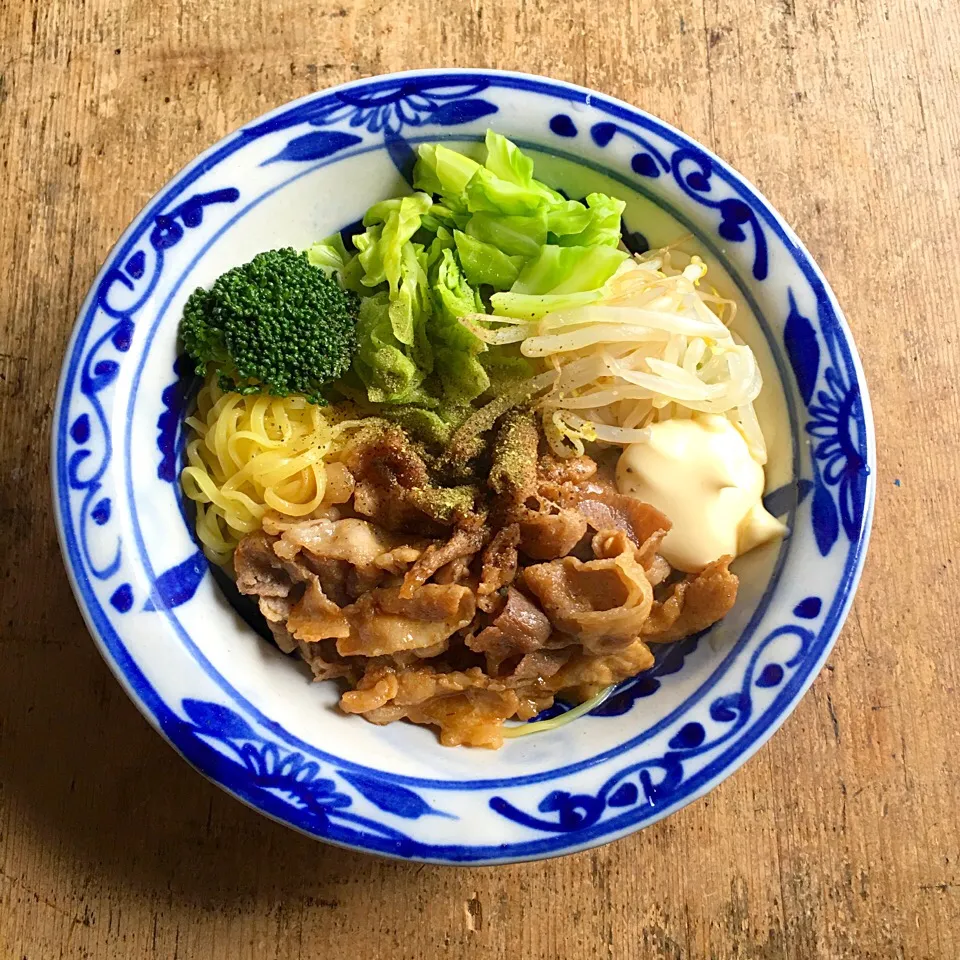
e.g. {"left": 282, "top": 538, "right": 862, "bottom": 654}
{"left": 489, "top": 408, "right": 538, "bottom": 498}
{"left": 406, "top": 484, "right": 479, "bottom": 522}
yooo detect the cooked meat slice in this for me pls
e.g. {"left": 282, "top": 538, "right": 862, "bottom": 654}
{"left": 374, "top": 545, "right": 424, "bottom": 575}
{"left": 591, "top": 528, "right": 671, "bottom": 586}
{"left": 635, "top": 530, "right": 668, "bottom": 569}
{"left": 351, "top": 481, "right": 429, "bottom": 533}
{"left": 591, "top": 529, "right": 625, "bottom": 560}
{"left": 434, "top": 555, "right": 473, "bottom": 585}
{"left": 340, "top": 663, "right": 469, "bottom": 714}
{"left": 345, "top": 565, "right": 386, "bottom": 602}
{"left": 298, "top": 639, "right": 357, "bottom": 682}
{"left": 477, "top": 522, "right": 520, "bottom": 611}
{"left": 338, "top": 616, "right": 447, "bottom": 659}
{"left": 234, "top": 531, "right": 291, "bottom": 598}
{"left": 343, "top": 425, "right": 432, "bottom": 489}
{"left": 260, "top": 512, "right": 289, "bottom": 538}
{"left": 400, "top": 517, "right": 488, "bottom": 598}
{"left": 356, "top": 704, "right": 409, "bottom": 724}
{"left": 522, "top": 547, "right": 654, "bottom": 653}
{"left": 340, "top": 664, "right": 519, "bottom": 748}
{"left": 554, "top": 638, "right": 656, "bottom": 701}
{"left": 321, "top": 461, "right": 356, "bottom": 504}
{"left": 496, "top": 450, "right": 617, "bottom": 561}
{"left": 590, "top": 529, "right": 652, "bottom": 569}
{"left": 258, "top": 592, "right": 302, "bottom": 623}
{"left": 339, "top": 667, "right": 400, "bottom": 711}
{"left": 642, "top": 593, "right": 681, "bottom": 639}
{"left": 538, "top": 453, "right": 598, "bottom": 488}
{"left": 468, "top": 587, "right": 553, "bottom": 661}
{"left": 643, "top": 556, "right": 738, "bottom": 643}
{"left": 518, "top": 506, "right": 588, "bottom": 561}
{"left": 489, "top": 409, "right": 539, "bottom": 507}
{"left": 275, "top": 518, "right": 400, "bottom": 571}
{"left": 344, "top": 426, "right": 478, "bottom": 532}
{"left": 405, "top": 640, "right": 451, "bottom": 659}
{"left": 376, "top": 583, "right": 476, "bottom": 622}
{"left": 287, "top": 579, "right": 351, "bottom": 641}
{"left": 234, "top": 531, "right": 313, "bottom": 624}
{"left": 267, "top": 621, "right": 298, "bottom": 654}
{"left": 507, "top": 646, "right": 574, "bottom": 682}
{"left": 344, "top": 426, "right": 438, "bottom": 531}
{"left": 572, "top": 488, "right": 671, "bottom": 547}
{"left": 277, "top": 552, "right": 324, "bottom": 586}
{"left": 261, "top": 505, "right": 341, "bottom": 536}
{"left": 410, "top": 688, "right": 521, "bottom": 748}
{"left": 645, "top": 554, "right": 672, "bottom": 588}
{"left": 306, "top": 557, "right": 352, "bottom": 608}
{"left": 403, "top": 484, "right": 481, "bottom": 526}
{"left": 337, "top": 584, "right": 476, "bottom": 657}
{"left": 274, "top": 517, "right": 434, "bottom": 602}
{"left": 535, "top": 455, "right": 600, "bottom": 509}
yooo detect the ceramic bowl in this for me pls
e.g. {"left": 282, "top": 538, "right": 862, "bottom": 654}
{"left": 52, "top": 69, "right": 874, "bottom": 864}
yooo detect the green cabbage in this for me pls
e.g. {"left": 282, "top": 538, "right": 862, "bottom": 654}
{"left": 482, "top": 130, "right": 562, "bottom": 204}
{"left": 483, "top": 128, "right": 536, "bottom": 185}
{"left": 488, "top": 288, "right": 608, "bottom": 321}
{"left": 464, "top": 167, "right": 550, "bottom": 216}
{"left": 545, "top": 200, "right": 595, "bottom": 238}
{"left": 353, "top": 292, "right": 430, "bottom": 404}
{"left": 413, "top": 144, "right": 481, "bottom": 199}
{"left": 388, "top": 241, "right": 432, "bottom": 347}
{"left": 322, "top": 131, "right": 631, "bottom": 413}
{"left": 421, "top": 204, "right": 467, "bottom": 234}
{"left": 352, "top": 223, "right": 384, "bottom": 286}
{"left": 492, "top": 246, "right": 630, "bottom": 319}
{"left": 555, "top": 192, "right": 626, "bottom": 247}
{"left": 511, "top": 245, "right": 627, "bottom": 295}
{"left": 464, "top": 210, "right": 547, "bottom": 258}
{"left": 479, "top": 349, "right": 534, "bottom": 388}
{"left": 430, "top": 249, "right": 490, "bottom": 403}
{"left": 356, "top": 192, "right": 432, "bottom": 294}
{"left": 425, "top": 224, "right": 456, "bottom": 268}
{"left": 453, "top": 231, "right": 524, "bottom": 290}
{"left": 307, "top": 233, "right": 351, "bottom": 274}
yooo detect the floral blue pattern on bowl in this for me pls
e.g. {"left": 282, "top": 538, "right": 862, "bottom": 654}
{"left": 52, "top": 69, "right": 874, "bottom": 864}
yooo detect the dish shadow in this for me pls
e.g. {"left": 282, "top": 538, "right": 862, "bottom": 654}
{"left": 0, "top": 532, "right": 442, "bottom": 908}
{"left": 2, "top": 455, "right": 683, "bottom": 916}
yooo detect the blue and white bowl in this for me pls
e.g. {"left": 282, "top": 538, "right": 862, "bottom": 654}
{"left": 52, "top": 69, "right": 874, "bottom": 864}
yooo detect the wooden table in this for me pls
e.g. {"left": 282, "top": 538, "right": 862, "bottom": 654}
{"left": 2, "top": 1, "right": 957, "bottom": 957}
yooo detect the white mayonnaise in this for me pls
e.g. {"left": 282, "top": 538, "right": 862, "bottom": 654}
{"left": 616, "top": 415, "right": 786, "bottom": 573}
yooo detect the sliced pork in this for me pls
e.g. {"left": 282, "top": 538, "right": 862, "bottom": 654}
{"left": 467, "top": 586, "right": 553, "bottom": 665}
{"left": 337, "top": 584, "right": 476, "bottom": 658}
{"left": 522, "top": 546, "right": 654, "bottom": 653}
{"left": 643, "top": 556, "right": 738, "bottom": 643}
{"left": 233, "top": 416, "right": 741, "bottom": 749}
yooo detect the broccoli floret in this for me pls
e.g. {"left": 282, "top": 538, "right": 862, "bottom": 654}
{"left": 179, "top": 248, "right": 359, "bottom": 403}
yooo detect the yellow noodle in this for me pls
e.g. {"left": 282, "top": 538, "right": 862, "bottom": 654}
{"left": 180, "top": 377, "right": 337, "bottom": 564}
{"left": 248, "top": 395, "right": 270, "bottom": 440}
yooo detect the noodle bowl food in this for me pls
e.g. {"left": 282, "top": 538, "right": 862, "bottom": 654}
{"left": 179, "top": 131, "right": 789, "bottom": 748}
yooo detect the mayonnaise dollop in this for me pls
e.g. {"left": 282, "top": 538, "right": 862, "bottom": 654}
{"left": 616, "top": 415, "right": 786, "bottom": 572}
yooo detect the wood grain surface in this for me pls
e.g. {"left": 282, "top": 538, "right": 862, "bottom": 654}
{"left": 2, "top": 1, "right": 958, "bottom": 957}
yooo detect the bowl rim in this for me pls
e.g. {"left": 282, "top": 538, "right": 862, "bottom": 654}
{"left": 51, "top": 67, "right": 876, "bottom": 864}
